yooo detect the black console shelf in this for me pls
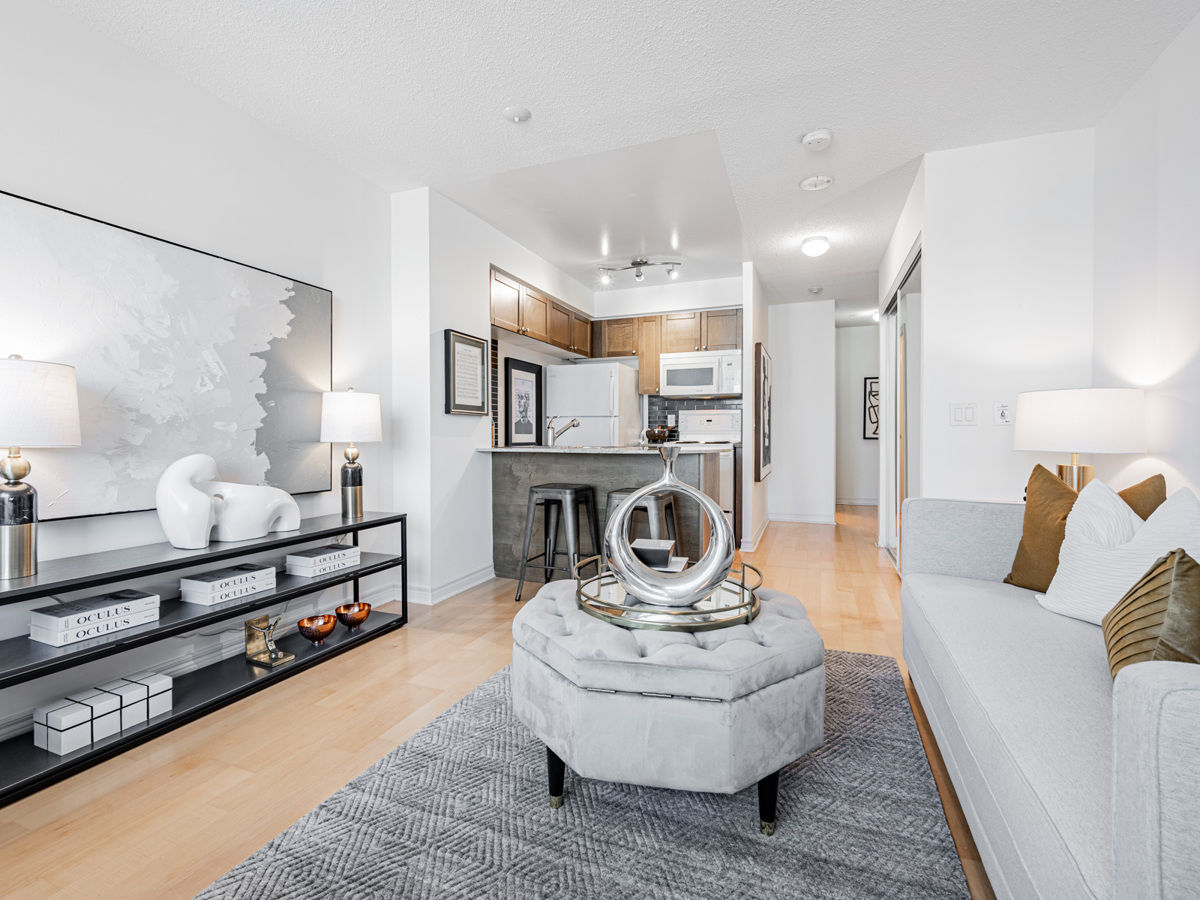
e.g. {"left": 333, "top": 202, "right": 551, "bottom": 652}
{"left": 0, "top": 511, "right": 407, "bottom": 807}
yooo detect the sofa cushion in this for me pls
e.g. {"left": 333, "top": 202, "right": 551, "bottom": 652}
{"left": 903, "top": 573, "right": 1113, "bottom": 900}
{"left": 512, "top": 581, "right": 825, "bottom": 701}
{"left": 1102, "top": 549, "right": 1200, "bottom": 678}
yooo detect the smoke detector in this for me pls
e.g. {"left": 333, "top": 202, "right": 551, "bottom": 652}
{"left": 799, "top": 175, "right": 834, "bottom": 191}
{"left": 799, "top": 129, "right": 833, "bottom": 151}
{"left": 808, "top": 287, "right": 823, "bottom": 295}
{"left": 502, "top": 105, "right": 532, "bottom": 123}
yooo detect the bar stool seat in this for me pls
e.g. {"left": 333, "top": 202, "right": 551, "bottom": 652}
{"left": 605, "top": 487, "right": 682, "bottom": 546}
{"left": 515, "top": 484, "right": 600, "bottom": 602}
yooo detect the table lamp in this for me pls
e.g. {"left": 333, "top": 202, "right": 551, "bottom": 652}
{"left": 0, "top": 355, "right": 82, "bottom": 579}
{"left": 320, "top": 388, "right": 382, "bottom": 520}
{"left": 1013, "top": 388, "right": 1145, "bottom": 490}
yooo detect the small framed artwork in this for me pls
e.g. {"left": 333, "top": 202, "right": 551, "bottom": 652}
{"left": 754, "top": 342, "right": 772, "bottom": 481}
{"left": 504, "top": 358, "right": 543, "bottom": 446}
{"left": 863, "top": 376, "right": 880, "bottom": 440}
{"left": 444, "top": 329, "right": 488, "bottom": 415}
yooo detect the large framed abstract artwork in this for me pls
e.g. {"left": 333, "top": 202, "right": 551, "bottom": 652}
{"left": 863, "top": 377, "right": 880, "bottom": 440}
{"left": 0, "top": 190, "right": 332, "bottom": 520}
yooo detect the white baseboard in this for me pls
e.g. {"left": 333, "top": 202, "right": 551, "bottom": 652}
{"left": 769, "top": 513, "right": 838, "bottom": 525}
{"left": 836, "top": 498, "right": 879, "bottom": 507}
{"left": 740, "top": 515, "right": 770, "bottom": 552}
{"left": 408, "top": 564, "right": 495, "bottom": 606}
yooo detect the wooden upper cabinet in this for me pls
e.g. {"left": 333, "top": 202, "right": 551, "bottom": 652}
{"left": 570, "top": 313, "right": 591, "bottom": 357}
{"left": 490, "top": 270, "right": 522, "bottom": 334}
{"left": 662, "top": 311, "right": 702, "bottom": 354}
{"left": 700, "top": 308, "right": 742, "bottom": 351}
{"left": 600, "top": 318, "right": 639, "bottom": 357}
{"left": 521, "top": 287, "right": 553, "bottom": 343}
{"left": 637, "top": 316, "right": 662, "bottom": 395}
{"left": 546, "top": 302, "right": 572, "bottom": 350}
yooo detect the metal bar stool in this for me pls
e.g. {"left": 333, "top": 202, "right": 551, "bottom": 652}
{"left": 605, "top": 487, "right": 682, "bottom": 545}
{"left": 515, "top": 483, "right": 600, "bottom": 601}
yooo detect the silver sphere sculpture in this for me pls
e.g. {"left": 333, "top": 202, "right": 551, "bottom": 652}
{"left": 603, "top": 445, "right": 735, "bottom": 608}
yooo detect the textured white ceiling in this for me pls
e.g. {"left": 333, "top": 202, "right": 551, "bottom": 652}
{"left": 49, "top": 0, "right": 1200, "bottom": 309}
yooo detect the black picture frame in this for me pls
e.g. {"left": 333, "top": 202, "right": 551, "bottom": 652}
{"left": 444, "top": 329, "right": 489, "bottom": 415}
{"left": 754, "top": 342, "right": 772, "bottom": 481}
{"left": 863, "top": 376, "right": 880, "bottom": 440}
{"left": 504, "top": 358, "right": 543, "bottom": 446}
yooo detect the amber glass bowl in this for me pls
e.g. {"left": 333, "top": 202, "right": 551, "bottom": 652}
{"left": 297, "top": 614, "right": 337, "bottom": 646}
{"left": 336, "top": 602, "right": 372, "bottom": 631}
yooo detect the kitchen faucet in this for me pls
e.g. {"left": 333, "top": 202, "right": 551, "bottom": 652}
{"left": 546, "top": 416, "right": 580, "bottom": 447}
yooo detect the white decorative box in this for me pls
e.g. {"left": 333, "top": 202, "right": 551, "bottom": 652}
{"left": 29, "top": 606, "right": 160, "bottom": 647}
{"left": 286, "top": 545, "right": 360, "bottom": 578}
{"left": 180, "top": 563, "right": 275, "bottom": 596}
{"left": 29, "top": 590, "right": 161, "bottom": 647}
{"left": 33, "top": 699, "right": 92, "bottom": 756}
{"left": 181, "top": 577, "right": 276, "bottom": 607}
{"left": 122, "top": 670, "right": 173, "bottom": 718}
{"left": 97, "top": 679, "right": 148, "bottom": 730}
{"left": 66, "top": 688, "right": 122, "bottom": 741}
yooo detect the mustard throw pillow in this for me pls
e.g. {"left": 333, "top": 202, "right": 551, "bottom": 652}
{"left": 1102, "top": 549, "right": 1200, "bottom": 679}
{"left": 1004, "top": 466, "right": 1167, "bottom": 593}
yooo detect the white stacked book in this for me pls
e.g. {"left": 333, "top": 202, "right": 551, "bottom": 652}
{"left": 180, "top": 563, "right": 276, "bottom": 606}
{"left": 286, "top": 544, "right": 360, "bottom": 578}
{"left": 29, "top": 589, "right": 161, "bottom": 647}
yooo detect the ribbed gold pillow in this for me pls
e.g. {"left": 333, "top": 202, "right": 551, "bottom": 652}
{"left": 1101, "top": 549, "right": 1200, "bottom": 679}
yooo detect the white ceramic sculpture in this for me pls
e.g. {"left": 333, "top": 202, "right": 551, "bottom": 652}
{"left": 155, "top": 455, "right": 301, "bottom": 549}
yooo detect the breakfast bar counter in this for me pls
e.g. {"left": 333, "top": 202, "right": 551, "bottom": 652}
{"left": 480, "top": 445, "right": 724, "bottom": 582}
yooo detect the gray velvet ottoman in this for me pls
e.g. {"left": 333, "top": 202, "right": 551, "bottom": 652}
{"left": 512, "top": 579, "right": 826, "bottom": 834}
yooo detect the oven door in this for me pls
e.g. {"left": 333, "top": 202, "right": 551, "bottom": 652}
{"left": 659, "top": 352, "right": 721, "bottom": 397}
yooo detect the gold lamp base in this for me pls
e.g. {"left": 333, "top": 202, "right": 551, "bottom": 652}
{"left": 1058, "top": 453, "right": 1095, "bottom": 492}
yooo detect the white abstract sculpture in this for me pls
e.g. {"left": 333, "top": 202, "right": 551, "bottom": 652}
{"left": 155, "top": 454, "right": 301, "bottom": 549}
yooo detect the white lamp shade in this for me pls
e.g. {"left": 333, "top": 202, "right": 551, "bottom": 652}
{"left": 1013, "top": 388, "right": 1145, "bottom": 454}
{"left": 320, "top": 391, "right": 382, "bottom": 443}
{"left": 0, "top": 357, "right": 81, "bottom": 447}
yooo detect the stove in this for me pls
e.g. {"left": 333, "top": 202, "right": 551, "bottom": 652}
{"left": 676, "top": 410, "right": 741, "bottom": 539}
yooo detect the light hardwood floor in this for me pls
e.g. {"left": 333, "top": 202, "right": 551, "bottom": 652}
{"left": 0, "top": 507, "right": 994, "bottom": 899}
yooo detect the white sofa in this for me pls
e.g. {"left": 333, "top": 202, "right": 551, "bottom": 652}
{"left": 901, "top": 498, "right": 1200, "bottom": 900}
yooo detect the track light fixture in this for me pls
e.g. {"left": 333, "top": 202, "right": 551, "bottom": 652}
{"left": 596, "top": 258, "right": 683, "bottom": 284}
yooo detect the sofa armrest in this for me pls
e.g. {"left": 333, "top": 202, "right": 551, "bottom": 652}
{"left": 901, "top": 498, "right": 1024, "bottom": 582}
{"left": 1113, "top": 662, "right": 1200, "bottom": 899}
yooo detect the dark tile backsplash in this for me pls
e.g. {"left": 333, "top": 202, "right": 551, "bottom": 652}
{"left": 646, "top": 395, "right": 742, "bottom": 439}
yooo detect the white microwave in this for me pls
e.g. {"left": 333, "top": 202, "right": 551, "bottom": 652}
{"left": 659, "top": 350, "right": 742, "bottom": 397}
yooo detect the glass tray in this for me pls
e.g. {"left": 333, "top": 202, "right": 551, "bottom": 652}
{"left": 575, "top": 562, "right": 763, "bottom": 632}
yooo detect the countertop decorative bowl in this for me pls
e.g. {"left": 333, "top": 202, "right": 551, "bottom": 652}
{"left": 335, "top": 602, "right": 371, "bottom": 631}
{"left": 645, "top": 427, "right": 671, "bottom": 444}
{"left": 297, "top": 614, "right": 337, "bottom": 646}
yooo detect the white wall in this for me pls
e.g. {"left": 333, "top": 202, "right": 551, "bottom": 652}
{"left": 596, "top": 275, "right": 742, "bottom": 319}
{"left": 879, "top": 161, "right": 925, "bottom": 307}
{"left": 766, "top": 300, "right": 836, "bottom": 524}
{"left": 741, "top": 263, "right": 770, "bottom": 549}
{"left": 0, "top": 1, "right": 393, "bottom": 735}
{"left": 1092, "top": 13, "right": 1200, "bottom": 495}
{"left": 920, "top": 130, "right": 1096, "bottom": 501}
{"left": 836, "top": 326, "right": 880, "bottom": 505}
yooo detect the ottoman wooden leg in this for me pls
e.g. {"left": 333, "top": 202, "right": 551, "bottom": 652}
{"left": 547, "top": 746, "right": 566, "bottom": 809}
{"left": 758, "top": 771, "right": 779, "bottom": 835}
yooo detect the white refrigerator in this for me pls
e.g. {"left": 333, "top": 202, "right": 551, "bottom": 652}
{"left": 546, "top": 363, "right": 641, "bottom": 447}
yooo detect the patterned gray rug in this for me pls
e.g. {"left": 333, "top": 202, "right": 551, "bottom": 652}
{"left": 196, "top": 650, "right": 969, "bottom": 899}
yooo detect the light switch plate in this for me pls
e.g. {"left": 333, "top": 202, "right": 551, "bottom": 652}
{"left": 994, "top": 403, "right": 1013, "bottom": 426}
{"left": 667, "top": 414, "right": 676, "bottom": 427}
{"left": 949, "top": 403, "right": 978, "bottom": 426}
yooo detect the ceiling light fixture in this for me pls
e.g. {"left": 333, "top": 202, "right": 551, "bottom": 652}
{"left": 596, "top": 258, "right": 682, "bottom": 284}
{"left": 799, "top": 128, "right": 833, "bottom": 151}
{"left": 801, "top": 236, "right": 830, "bottom": 257}
{"left": 799, "top": 175, "right": 835, "bottom": 191}
{"left": 872, "top": 310, "right": 881, "bottom": 322}
{"left": 808, "top": 287, "right": 823, "bottom": 295}
{"left": 501, "top": 105, "right": 532, "bottom": 123}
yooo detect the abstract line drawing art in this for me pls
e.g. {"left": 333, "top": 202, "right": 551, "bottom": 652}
{"left": 864, "top": 377, "right": 880, "bottom": 440}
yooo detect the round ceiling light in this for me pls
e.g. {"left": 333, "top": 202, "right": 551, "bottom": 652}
{"left": 799, "top": 129, "right": 832, "bottom": 151}
{"left": 502, "top": 105, "right": 532, "bottom": 123}
{"left": 599, "top": 270, "right": 611, "bottom": 286}
{"left": 634, "top": 268, "right": 644, "bottom": 282}
{"left": 801, "top": 236, "right": 830, "bottom": 257}
{"left": 808, "top": 287, "right": 823, "bottom": 295}
{"left": 799, "top": 175, "right": 834, "bottom": 191}
{"left": 872, "top": 310, "right": 881, "bottom": 322}
{"left": 668, "top": 266, "right": 679, "bottom": 280}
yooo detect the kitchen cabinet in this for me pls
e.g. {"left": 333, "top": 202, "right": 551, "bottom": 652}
{"left": 490, "top": 269, "right": 522, "bottom": 334}
{"left": 662, "top": 311, "right": 702, "bottom": 353}
{"left": 547, "top": 303, "right": 572, "bottom": 350}
{"left": 521, "top": 286, "right": 553, "bottom": 343}
{"left": 570, "top": 312, "right": 591, "bottom": 357}
{"left": 597, "top": 317, "right": 639, "bottom": 357}
{"left": 637, "top": 316, "right": 662, "bottom": 395}
{"left": 700, "top": 308, "right": 742, "bottom": 351}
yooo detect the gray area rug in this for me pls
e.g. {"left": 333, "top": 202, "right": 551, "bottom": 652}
{"left": 196, "top": 650, "right": 969, "bottom": 899}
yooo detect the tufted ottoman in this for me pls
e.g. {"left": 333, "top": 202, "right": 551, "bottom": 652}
{"left": 511, "top": 579, "right": 825, "bottom": 834}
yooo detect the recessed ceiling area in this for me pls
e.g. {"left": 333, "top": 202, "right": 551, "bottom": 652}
{"left": 48, "top": 0, "right": 1200, "bottom": 312}
{"left": 438, "top": 131, "right": 745, "bottom": 290}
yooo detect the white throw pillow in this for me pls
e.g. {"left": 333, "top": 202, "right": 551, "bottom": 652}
{"left": 1039, "top": 482, "right": 1200, "bottom": 625}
